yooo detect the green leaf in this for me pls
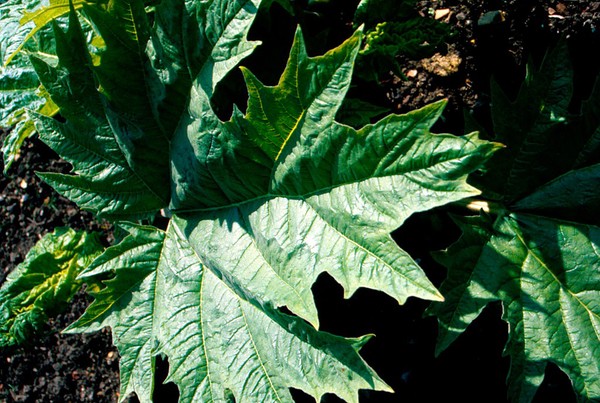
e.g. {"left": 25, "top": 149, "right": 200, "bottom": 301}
{"left": 1, "top": 84, "right": 58, "bottom": 171}
{"left": 0, "top": 0, "right": 48, "bottom": 66}
{"left": 32, "top": 5, "right": 169, "bottom": 219}
{"left": 0, "top": 227, "right": 103, "bottom": 348}
{"left": 428, "top": 42, "right": 600, "bottom": 402}
{"left": 67, "top": 223, "right": 392, "bottom": 403}
{"left": 150, "top": 0, "right": 262, "bottom": 131}
{"left": 474, "top": 40, "right": 576, "bottom": 202}
{"left": 574, "top": 78, "right": 600, "bottom": 168}
{"left": 31, "top": 0, "right": 263, "bottom": 219}
{"left": 336, "top": 97, "right": 389, "bottom": 128}
{"left": 170, "top": 28, "right": 499, "bottom": 326}
{"left": 513, "top": 163, "right": 600, "bottom": 225}
{"left": 59, "top": 9, "right": 499, "bottom": 401}
{"left": 6, "top": 0, "right": 90, "bottom": 66}
{"left": 0, "top": 62, "right": 46, "bottom": 164}
{"left": 428, "top": 214, "right": 600, "bottom": 402}
{"left": 0, "top": 0, "right": 61, "bottom": 171}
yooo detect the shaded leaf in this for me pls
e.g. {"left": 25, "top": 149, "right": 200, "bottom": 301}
{"left": 336, "top": 97, "right": 389, "bottom": 128}
{"left": 428, "top": 214, "right": 600, "bottom": 402}
{"left": 429, "top": 42, "right": 600, "bottom": 403}
{"left": 32, "top": 5, "right": 168, "bottom": 219}
{"left": 574, "top": 78, "right": 600, "bottom": 168}
{"left": 473, "top": 40, "right": 576, "bottom": 202}
{"left": 514, "top": 163, "right": 600, "bottom": 225}
{"left": 32, "top": 0, "right": 263, "bottom": 219}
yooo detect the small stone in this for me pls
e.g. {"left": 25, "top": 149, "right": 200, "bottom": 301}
{"left": 434, "top": 8, "right": 450, "bottom": 20}
{"left": 478, "top": 10, "right": 506, "bottom": 26}
{"left": 19, "top": 179, "right": 27, "bottom": 189}
{"left": 456, "top": 12, "right": 466, "bottom": 21}
{"left": 405, "top": 69, "right": 418, "bottom": 78}
{"left": 421, "top": 52, "right": 462, "bottom": 77}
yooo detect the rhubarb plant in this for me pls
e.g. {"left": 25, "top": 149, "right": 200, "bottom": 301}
{"left": 0, "top": 0, "right": 501, "bottom": 401}
{"left": 3, "top": 0, "right": 598, "bottom": 402}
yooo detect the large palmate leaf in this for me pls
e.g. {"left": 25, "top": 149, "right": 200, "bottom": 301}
{"left": 0, "top": 228, "right": 103, "bottom": 347}
{"left": 429, "top": 213, "right": 600, "bottom": 402}
{"left": 47, "top": 3, "right": 500, "bottom": 402}
{"left": 169, "top": 27, "right": 499, "bottom": 327}
{"left": 34, "top": 1, "right": 499, "bottom": 401}
{"left": 31, "top": 0, "right": 262, "bottom": 219}
{"left": 428, "top": 42, "right": 600, "bottom": 402}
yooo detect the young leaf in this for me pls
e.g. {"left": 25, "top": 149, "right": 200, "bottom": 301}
{"left": 67, "top": 223, "right": 392, "bottom": 403}
{"left": 0, "top": 228, "right": 103, "bottom": 348}
{"left": 352, "top": 0, "right": 451, "bottom": 81}
{"left": 0, "top": 61, "right": 56, "bottom": 170}
{"left": 428, "top": 42, "right": 600, "bottom": 402}
{"left": 4, "top": 0, "right": 89, "bottom": 66}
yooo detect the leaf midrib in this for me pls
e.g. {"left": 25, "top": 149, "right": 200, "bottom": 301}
{"left": 513, "top": 221, "right": 598, "bottom": 400}
{"left": 508, "top": 215, "right": 599, "bottom": 322}
{"left": 173, "top": 151, "right": 478, "bottom": 214}
{"left": 273, "top": 40, "right": 305, "bottom": 163}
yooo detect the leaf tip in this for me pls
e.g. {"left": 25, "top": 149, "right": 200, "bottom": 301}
{"left": 351, "top": 333, "right": 375, "bottom": 350}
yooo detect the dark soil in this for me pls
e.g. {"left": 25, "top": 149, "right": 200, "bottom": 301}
{"left": 0, "top": 134, "right": 121, "bottom": 403}
{"left": 1, "top": 0, "right": 598, "bottom": 402}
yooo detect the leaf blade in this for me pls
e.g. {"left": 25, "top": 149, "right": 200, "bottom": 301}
{"left": 429, "top": 214, "right": 600, "bottom": 402}
{"left": 67, "top": 222, "right": 392, "bottom": 403}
